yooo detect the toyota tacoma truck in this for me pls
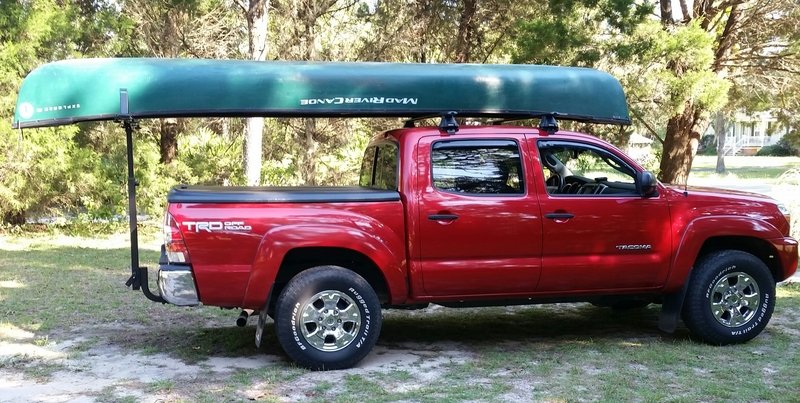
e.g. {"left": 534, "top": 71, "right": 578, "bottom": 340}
{"left": 159, "top": 124, "right": 797, "bottom": 370}
{"left": 12, "top": 59, "right": 797, "bottom": 371}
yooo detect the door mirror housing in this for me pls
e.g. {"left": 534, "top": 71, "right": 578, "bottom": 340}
{"left": 636, "top": 171, "right": 658, "bottom": 197}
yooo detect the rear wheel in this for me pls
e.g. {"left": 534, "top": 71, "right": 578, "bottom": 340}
{"left": 274, "top": 266, "right": 382, "bottom": 370}
{"left": 682, "top": 250, "right": 775, "bottom": 345}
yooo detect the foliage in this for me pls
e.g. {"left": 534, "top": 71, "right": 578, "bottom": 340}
{"left": 0, "top": 0, "right": 799, "bottom": 223}
{"left": 756, "top": 139, "right": 797, "bottom": 157}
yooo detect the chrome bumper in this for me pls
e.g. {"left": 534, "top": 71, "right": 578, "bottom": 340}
{"left": 157, "top": 264, "right": 200, "bottom": 306}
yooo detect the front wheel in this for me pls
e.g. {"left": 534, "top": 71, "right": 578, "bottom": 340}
{"left": 682, "top": 250, "right": 775, "bottom": 345}
{"left": 274, "top": 266, "right": 382, "bottom": 370}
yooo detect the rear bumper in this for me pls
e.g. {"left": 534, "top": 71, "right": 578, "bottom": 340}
{"left": 158, "top": 264, "right": 200, "bottom": 306}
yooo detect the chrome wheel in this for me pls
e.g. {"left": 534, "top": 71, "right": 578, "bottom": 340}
{"left": 709, "top": 271, "right": 760, "bottom": 328}
{"left": 300, "top": 290, "right": 361, "bottom": 352}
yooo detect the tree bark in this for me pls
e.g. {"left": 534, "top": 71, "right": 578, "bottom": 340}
{"left": 714, "top": 112, "right": 727, "bottom": 173}
{"left": 300, "top": 117, "right": 318, "bottom": 186}
{"left": 659, "top": 0, "right": 673, "bottom": 25}
{"left": 244, "top": 0, "right": 270, "bottom": 186}
{"left": 658, "top": 101, "right": 703, "bottom": 184}
{"left": 455, "top": 0, "right": 477, "bottom": 63}
{"left": 159, "top": 118, "right": 179, "bottom": 164}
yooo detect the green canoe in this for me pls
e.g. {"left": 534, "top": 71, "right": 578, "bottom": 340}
{"left": 12, "top": 58, "right": 630, "bottom": 128}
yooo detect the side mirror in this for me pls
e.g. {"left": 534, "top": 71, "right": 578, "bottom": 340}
{"left": 636, "top": 171, "right": 658, "bottom": 197}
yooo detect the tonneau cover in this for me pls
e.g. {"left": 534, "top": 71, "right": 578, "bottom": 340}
{"left": 167, "top": 185, "right": 401, "bottom": 204}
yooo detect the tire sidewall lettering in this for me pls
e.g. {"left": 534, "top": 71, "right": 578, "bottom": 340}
{"left": 730, "top": 292, "right": 770, "bottom": 336}
{"left": 291, "top": 302, "right": 307, "bottom": 351}
{"left": 348, "top": 287, "right": 371, "bottom": 349}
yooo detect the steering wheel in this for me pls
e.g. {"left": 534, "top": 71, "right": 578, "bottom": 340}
{"left": 542, "top": 154, "right": 565, "bottom": 193}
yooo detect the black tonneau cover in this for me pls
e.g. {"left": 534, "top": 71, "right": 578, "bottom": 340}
{"left": 168, "top": 186, "right": 401, "bottom": 204}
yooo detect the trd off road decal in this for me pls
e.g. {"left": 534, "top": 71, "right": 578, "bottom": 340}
{"left": 183, "top": 221, "right": 252, "bottom": 233}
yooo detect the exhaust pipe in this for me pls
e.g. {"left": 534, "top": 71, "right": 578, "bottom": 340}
{"left": 236, "top": 310, "right": 251, "bottom": 327}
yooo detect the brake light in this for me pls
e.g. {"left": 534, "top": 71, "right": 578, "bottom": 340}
{"left": 163, "top": 213, "right": 190, "bottom": 264}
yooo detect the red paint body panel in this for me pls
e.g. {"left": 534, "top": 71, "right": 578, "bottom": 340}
{"left": 165, "top": 126, "right": 798, "bottom": 309}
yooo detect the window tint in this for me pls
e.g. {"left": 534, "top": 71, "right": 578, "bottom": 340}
{"left": 374, "top": 143, "right": 398, "bottom": 190}
{"left": 360, "top": 143, "right": 398, "bottom": 190}
{"left": 359, "top": 146, "right": 376, "bottom": 187}
{"left": 432, "top": 140, "right": 524, "bottom": 195}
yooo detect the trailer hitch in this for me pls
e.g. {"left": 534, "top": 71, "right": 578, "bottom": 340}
{"left": 126, "top": 266, "right": 167, "bottom": 304}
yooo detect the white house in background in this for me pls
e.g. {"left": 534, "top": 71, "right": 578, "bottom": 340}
{"left": 626, "top": 132, "right": 654, "bottom": 161}
{"left": 706, "top": 110, "right": 790, "bottom": 156}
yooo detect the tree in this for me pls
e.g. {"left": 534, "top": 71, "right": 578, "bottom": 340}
{"left": 0, "top": 0, "right": 128, "bottom": 223}
{"left": 123, "top": 0, "right": 242, "bottom": 164}
{"left": 656, "top": 0, "right": 800, "bottom": 183}
{"left": 238, "top": 0, "right": 271, "bottom": 186}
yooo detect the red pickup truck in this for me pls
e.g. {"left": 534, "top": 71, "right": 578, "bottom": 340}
{"left": 12, "top": 59, "right": 797, "bottom": 371}
{"left": 159, "top": 125, "right": 797, "bottom": 370}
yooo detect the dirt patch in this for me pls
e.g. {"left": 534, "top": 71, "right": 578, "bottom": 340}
{"left": 0, "top": 323, "right": 474, "bottom": 402}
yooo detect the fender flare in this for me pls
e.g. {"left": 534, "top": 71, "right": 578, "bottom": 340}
{"left": 665, "top": 216, "right": 782, "bottom": 292}
{"left": 658, "top": 216, "right": 782, "bottom": 332}
{"left": 241, "top": 223, "right": 407, "bottom": 308}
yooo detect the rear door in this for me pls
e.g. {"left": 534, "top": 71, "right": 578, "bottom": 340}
{"left": 416, "top": 134, "right": 543, "bottom": 297}
{"left": 534, "top": 139, "right": 672, "bottom": 291}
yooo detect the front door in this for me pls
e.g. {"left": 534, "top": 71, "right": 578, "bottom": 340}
{"left": 534, "top": 138, "right": 672, "bottom": 292}
{"left": 416, "top": 134, "right": 543, "bottom": 297}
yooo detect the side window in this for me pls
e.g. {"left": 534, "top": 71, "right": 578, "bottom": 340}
{"left": 538, "top": 141, "right": 637, "bottom": 196}
{"left": 432, "top": 140, "right": 524, "bottom": 195}
{"left": 359, "top": 146, "right": 377, "bottom": 187}
{"left": 374, "top": 143, "right": 398, "bottom": 190}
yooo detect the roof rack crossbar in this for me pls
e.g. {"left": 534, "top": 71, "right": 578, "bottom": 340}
{"left": 403, "top": 114, "right": 442, "bottom": 128}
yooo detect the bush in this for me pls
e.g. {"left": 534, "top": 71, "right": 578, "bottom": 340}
{"left": 756, "top": 139, "right": 796, "bottom": 156}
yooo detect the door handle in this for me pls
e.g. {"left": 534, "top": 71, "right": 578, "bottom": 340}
{"left": 428, "top": 214, "right": 459, "bottom": 221}
{"left": 544, "top": 212, "right": 575, "bottom": 220}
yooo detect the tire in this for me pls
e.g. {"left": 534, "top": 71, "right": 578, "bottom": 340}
{"left": 274, "top": 266, "right": 382, "bottom": 370}
{"left": 682, "top": 250, "right": 775, "bottom": 345}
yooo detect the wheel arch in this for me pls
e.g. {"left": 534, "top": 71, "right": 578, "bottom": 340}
{"left": 665, "top": 216, "right": 785, "bottom": 291}
{"left": 267, "top": 247, "right": 392, "bottom": 314}
{"left": 242, "top": 223, "right": 407, "bottom": 309}
{"left": 696, "top": 236, "right": 784, "bottom": 283}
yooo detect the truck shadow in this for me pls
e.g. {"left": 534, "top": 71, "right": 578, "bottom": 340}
{"left": 379, "top": 303, "right": 682, "bottom": 345}
{"left": 103, "top": 303, "right": 685, "bottom": 364}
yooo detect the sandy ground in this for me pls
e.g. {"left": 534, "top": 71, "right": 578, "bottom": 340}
{"left": 0, "top": 319, "right": 472, "bottom": 402}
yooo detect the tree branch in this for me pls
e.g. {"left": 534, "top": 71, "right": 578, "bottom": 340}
{"left": 234, "top": 0, "right": 248, "bottom": 14}
{"left": 630, "top": 108, "right": 665, "bottom": 145}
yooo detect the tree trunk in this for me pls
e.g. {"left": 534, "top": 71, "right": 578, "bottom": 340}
{"left": 455, "top": 0, "right": 477, "bottom": 63}
{"left": 244, "top": 0, "right": 270, "bottom": 186}
{"left": 300, "top": 118, "right": 318, "bottom": 185}
{"left": 159, "top": 118, "right": 179, "bottom": 164}
{"left": 658, "top": 102, "right": 703, "bottom": 184}
{"left": 659, "top": 0, "right": 673, "bottom": 25}
{"left": 3, "top": 210, "right": 25, "bottom": 226}
{"left": 714, "top": 112, "right": 727, "bottom": 173}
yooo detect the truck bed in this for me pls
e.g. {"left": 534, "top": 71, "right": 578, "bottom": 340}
{"left": 167, "top": 186, "right": 401, "bottom": 204}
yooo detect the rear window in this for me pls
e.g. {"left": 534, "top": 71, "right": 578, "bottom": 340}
{"left": 359, "top": 143, "right": 398, "bottom": 190}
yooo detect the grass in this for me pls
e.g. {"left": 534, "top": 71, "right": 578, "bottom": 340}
{"left": 8, "top": 231, "right": 797, "bottom": 402}
{"left": 690, "top": 155, "right": 800, "bottom": 182}
{"left": 3, "top": 154, "right": 800, "bottom": 402}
